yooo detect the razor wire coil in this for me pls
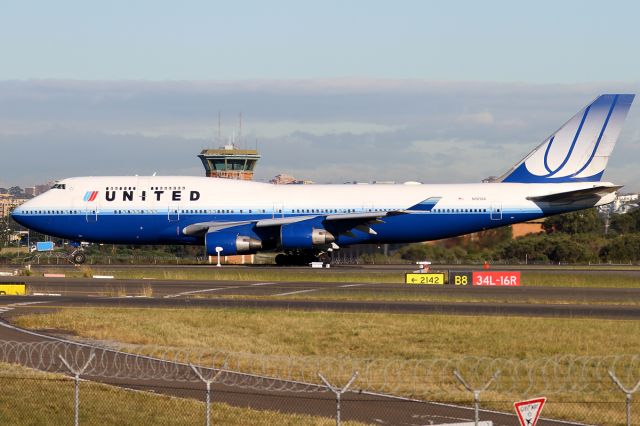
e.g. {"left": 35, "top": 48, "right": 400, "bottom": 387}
{"left": 0, "top": 340, "right": 638, "bottom": 397}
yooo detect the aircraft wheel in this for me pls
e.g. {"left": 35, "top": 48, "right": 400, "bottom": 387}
{"left": 319, "top": 252, "right": 332, "bottom": 265}
{"left": 275, "top": 252, "right": 322, "bottom": 266}
{"left": 72, "top": 252, "right": 87, "bottom": 265}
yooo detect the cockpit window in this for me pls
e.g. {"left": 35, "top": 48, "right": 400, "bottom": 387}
{"left": 51, "top": 183, "right": 66, "bottom": 189}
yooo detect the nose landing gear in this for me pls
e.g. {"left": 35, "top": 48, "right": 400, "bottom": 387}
{"left": 71, "top": 250, "right": 87, "bottom": 265}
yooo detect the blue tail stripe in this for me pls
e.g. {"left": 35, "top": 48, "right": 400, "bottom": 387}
{"left": 572, "top": 94, "right": 618, "bottom": 177}
{"left": 542, "top": 105, "right": 591, "bottom": 177}
{"left": 542, "top": 136, "right": 555, "bottom": 173}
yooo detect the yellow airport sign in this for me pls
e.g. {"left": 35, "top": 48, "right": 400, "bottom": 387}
{"left": 0, "top": 284, "right": 26, "bottom": 295}
{"left": 405, "top": 273, "right": 445, "bottom": 285}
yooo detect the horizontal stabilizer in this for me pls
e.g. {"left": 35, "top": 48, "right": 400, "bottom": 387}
{"left": 526, "top": 185, "right": 621, "bottom": 203}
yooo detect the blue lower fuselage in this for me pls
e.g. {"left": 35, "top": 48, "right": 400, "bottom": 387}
{"left": 15, "top": 209, "right": 545, "bottom": 247}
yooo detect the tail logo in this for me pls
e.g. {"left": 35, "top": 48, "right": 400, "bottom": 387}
{"left": 83, "top": 191, "right": 99, "bottom": 202}
{"left": 501, "top": 94, "right": 634, "bottom": 183}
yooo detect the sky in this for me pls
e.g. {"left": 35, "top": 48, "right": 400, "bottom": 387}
{"left": 1, "top": 1, "right": 639, "bottom": 189}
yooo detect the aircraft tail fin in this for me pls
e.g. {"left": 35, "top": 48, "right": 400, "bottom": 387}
{"left": 499, "top": 94, "right": 634, "bottom": 183}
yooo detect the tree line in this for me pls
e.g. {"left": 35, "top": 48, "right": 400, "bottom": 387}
{"left": 390, "top": 208, "right": 640, "bottom": 264}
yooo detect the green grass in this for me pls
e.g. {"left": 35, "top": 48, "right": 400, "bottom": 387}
{"left": 29, "top": 266, "right": 640, "bottom": 288}
{"left": 12, "top": 307, "right": 639, "bottom": 425}
{"left": 252, "top": 288, "right": 640, "bottom": 305}
{"left": 37, "top": 266, "right": 404, "bottom": 283}
{"left": 14, "top": 307, "right": 640, "bottom": 360}
{"left": 522, "top": 271, "right": 640, "bottom": 287}
{"left": 0, "top": 363, "right": 366, "bottom": 426}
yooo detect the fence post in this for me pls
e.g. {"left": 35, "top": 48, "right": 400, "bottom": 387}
{"left": 59, "top": 353, "right": 95, "bottom": 426}
{"left": 190, "top": 364, "right": 226, "bottom": 426}
{"left": 318, "top": 371, "right": 358, "bottom": 426}
{"left": 608, "top": 370, "right": 640, "bottom": 426}
{"left": 454, "top": 369, "right": 500, "bottom": 426}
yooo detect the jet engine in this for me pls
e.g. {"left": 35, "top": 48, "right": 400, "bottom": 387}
{"left": 280, "top": 222, "right": 335, "bottom": 249}
{"left": 205, "top": 231, "right": 262, "bottom": 256}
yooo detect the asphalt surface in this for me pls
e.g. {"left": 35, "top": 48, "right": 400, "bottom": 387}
{"left": 6, "top": 261, "right": 640, "bottom": 275}
{"left": 0, "top": 271, "right": 637, "bottom": 424}
{"left": 1, "top": 276, "right": 640, "bottom": 319}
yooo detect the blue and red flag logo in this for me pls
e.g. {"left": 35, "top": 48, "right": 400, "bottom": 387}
{"left": 83, "top": 191, "right": 99, "bottom": 202}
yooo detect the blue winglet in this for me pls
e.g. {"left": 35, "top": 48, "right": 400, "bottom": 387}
{"left": 408, "top": 197, "right": 442, "bottom": 211}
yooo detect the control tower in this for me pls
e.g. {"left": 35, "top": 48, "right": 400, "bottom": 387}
{"left": 198, "top": 144, "right": 261, "bottom": 180}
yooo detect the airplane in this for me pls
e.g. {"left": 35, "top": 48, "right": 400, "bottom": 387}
{"left": 11, "top": 94, "right": 635, "bottom": 265}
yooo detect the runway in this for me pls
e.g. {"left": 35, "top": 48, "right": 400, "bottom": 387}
{"left": 2, "top": 276, "right": 640, "bottom": 319}
{"left": 10, "top": 262, "right": 640, "bottom": 276}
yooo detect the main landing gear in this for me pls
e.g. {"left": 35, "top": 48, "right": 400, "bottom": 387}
{"left": 274, "top": 250, "right": 331, "bottom": 266}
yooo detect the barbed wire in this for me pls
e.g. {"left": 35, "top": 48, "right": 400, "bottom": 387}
{"left": 0, "top": 340, "right": 638, "bottom": 397}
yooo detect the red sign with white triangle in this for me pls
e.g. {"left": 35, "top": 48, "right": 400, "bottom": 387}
{"left": 514, "top": 397, "right": 546, "bottom": 426}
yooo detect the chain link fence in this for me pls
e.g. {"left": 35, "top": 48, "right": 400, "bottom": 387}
{"left": 1, "top": 340, "right": 639, "bottom": 425}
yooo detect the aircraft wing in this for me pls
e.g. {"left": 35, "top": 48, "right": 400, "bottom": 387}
{"left": 183, "top": 220, "right": 253, "bottom": 235}
{"left": 182, "top": 211, "right": 404, "bottom": 236}
{"left": 526, "top": 185, "right": 622, "bottom": 203}
{"left": 182, "top": 196, "right": 444, "bottom": 237}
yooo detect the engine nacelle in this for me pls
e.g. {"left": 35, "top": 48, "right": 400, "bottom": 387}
{"left": 205, "top": 231, "right": 262, "bottom": 256}
{"left": 280, "top": 222, "right": 335, "bottom": 249}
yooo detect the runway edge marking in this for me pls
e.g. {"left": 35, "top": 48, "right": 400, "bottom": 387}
{"left": 272, "top": 289, "right": 319, "bottom": 297}
{"left": 163, "top": 286, "right": 244, "bottom": 298}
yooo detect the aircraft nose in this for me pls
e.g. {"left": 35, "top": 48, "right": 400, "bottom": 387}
{"left": 10, "top": 199, "right": 35, "bottom": 227}
{"left": 10, "top": 206, "right": 25, "bottom": 225}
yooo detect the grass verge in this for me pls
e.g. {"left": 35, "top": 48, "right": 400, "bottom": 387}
{"left": 14, "top": 307, "right": 640, "bottom": 361}
{"left": 12, "top": 307, "right": 639, "bottom": 425}
{"left": 0, "top": 363, "right": 365, "bottom": 426}
{"left": 29, "top": 266, "right": 640, "bottom": 288}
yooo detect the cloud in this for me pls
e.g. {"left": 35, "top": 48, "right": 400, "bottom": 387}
{"left": 456, "top": 111, "right": 495, "bottom": 125}
{"left": 0, "top": 79, "right": 639, "bottom": 191}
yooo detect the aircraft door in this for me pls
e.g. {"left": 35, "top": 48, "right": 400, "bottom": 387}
{"left": 85, "top": 206, "right": 98, "bottom": 223}
{"left": 168, "top": 204, "right": 180, "bottom": 222}
{"left": 490, "top": 203, "right": 502, "bottom": 220}
{"left": 272, "top": 203, "right": 284, "bottom": 219}
{"left": 84, "top": 195, "right": 99, "bottom": 223}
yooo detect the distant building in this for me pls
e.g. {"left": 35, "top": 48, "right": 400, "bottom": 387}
{"left": 270, "top": 174, "right": 314, "bottom": 185}
{"left": 511, "top": 219, "right": 545, "bottom": 238}
{"left": 598, "top": 192, "right": 639, "bottom": 215}
{"left": 618, "top": 194, "right": 639, "bottom": 203}
{"left": 270, "top": 174, "right": 296, "bottom": 185}
{"left": 35, "top": 183, "right": 52, "bottom": 195}
{"left": 0, "top": 194, "right": 27, "bottom": 217}
{"left": 23, "top": 187, "right": 36, "bottom": 197}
